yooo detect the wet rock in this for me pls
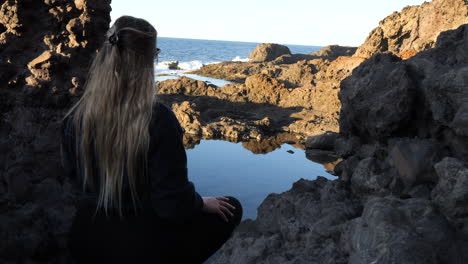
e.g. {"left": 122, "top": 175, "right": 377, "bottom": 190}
{"left": 305, "top": 149, "right": 339, "bottom": 164}
{"left": 249, "top": 43, "right": 291, "bottom": 63}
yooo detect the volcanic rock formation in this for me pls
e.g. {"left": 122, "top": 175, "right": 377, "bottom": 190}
{"left": 212, "top": 23, "right": 468, "bottom": 264}
{"left": 354, "top": 0, "right": 468, "bottom": 58}
{"left": 0, "top": 0, "right": 111, "bottom": 262}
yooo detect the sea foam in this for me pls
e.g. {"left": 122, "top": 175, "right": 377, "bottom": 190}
{"left": 232, "top": 56, "right": 250, "bottom": 62}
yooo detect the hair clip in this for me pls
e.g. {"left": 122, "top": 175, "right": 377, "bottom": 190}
{"left": 107, "top": 26, "right": 119, "bottom": 45}
{"left": 109, "top": 32, "right": 119, "bottom": 45}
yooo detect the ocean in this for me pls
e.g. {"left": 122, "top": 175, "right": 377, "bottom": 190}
{"left": 155, "top": 37, "right": 322, "bottom": 84}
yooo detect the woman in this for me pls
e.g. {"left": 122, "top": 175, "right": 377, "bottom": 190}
{"left": 60, "top": 16, "right": 242, "bottom": 264}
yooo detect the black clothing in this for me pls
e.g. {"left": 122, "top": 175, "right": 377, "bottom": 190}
{"left": 68, "top": 196, "right": 242, "bottom": 264}
{"left": 60, "top": 102, "right": 242, "bottom": 263}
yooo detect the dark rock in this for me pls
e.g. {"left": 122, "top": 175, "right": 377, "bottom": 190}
{"left": 0, "top": 0, "right": 111, "bottom": 262}
{"left": 305, "top": 131, "right": 338, "bottom": 150}
{"left": 305, "top": 149, "right": 339, "bottom": 164}
{"left": 341, "top": 24, "right": 468, "bottom": 147}
{"left": 339, "top": 53, "right": 417, "bottom": 140}
{"left": 212, "top": 177, "right": 361, "bottom": 264}
{"left": 408, "top": 184, "right": 432, "bottom": 199}
{"left": 249, "top": 43, "right": 291, "bottom": 63}
{"left": 334, "top": 135, "right": 360, "bottom": 157}
{"left": 350, "top": 157, "right": 393, "bottom": 196}
{"left": 451, "top": 103, "right": 468, "bottom": 137}
{"left": 432, "top": 158, "right": 468, "bottom": 234}
{"left": 389, "top": 138, "right": 440, "bottom": 189}
{"left": 343, "top": 197, "right": 461, "bottom": 264}
{"left": 333, "top": 155, "right": 360, "bottom": 182}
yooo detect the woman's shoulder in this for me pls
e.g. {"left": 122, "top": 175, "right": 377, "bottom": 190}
{"left": 152, "top": 101, "right": 172, "bottom": 115}
{"left": 151, "top": 102, "right": 182, "bottom": 131}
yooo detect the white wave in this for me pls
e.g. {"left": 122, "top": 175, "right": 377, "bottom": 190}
{"left": 232, "top": 56, "right": 249, "bottom": 62}
{"left": 178, "top": 60, "right": 204, "bottom": 71}
{"left": 155, "top": 61, "right": 179, "bottom": 70}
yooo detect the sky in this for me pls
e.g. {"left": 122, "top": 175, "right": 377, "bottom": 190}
{"left": 110, "top": 0, "right": 427, "bottom": 46}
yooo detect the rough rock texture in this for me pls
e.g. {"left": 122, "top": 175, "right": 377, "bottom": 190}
{"left": 212, "top": 24, "right": 468, "bottom": 264}
{"left": 355, "top": 0, "right": 468, "bottom": 58}
{"left": 340, "top": 24, "right": 468, "bottom": 157}
{"left": 305, "top": 131, "right": 338, "bottom": 150}
{"left": 335, "top": 24, "right": 468, "bottom": 263}
{"left": 344, "top": 197, "right": 461, "bottom": 264}
{"left": 156, "top": 75, "right": 341, "bottom": 141}
{"left": 0, "top": 0, "right": 111, "bottom": 262}
{"left": 214, "top": 177, "right": 361, "bottom": 264}
{"left": 309, "top": 45, "right": 357, "bottom": 60}
{"left": 432, "top": 158, "right": 468, "bottom": 235}
{"left": 249, "top": 43, "right": 291, "bottom": 62}
{"left": 180, "top": 46, "right": 364, "bottom": 140}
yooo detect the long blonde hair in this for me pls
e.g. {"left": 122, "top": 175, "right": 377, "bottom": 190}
{"left": 63, "top": 16, "right": 158, "bottom": 216}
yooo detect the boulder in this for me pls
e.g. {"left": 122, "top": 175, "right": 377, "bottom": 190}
{"left": 354, "top": 0, "right": 468, "bottom": 58}
{"left": 389, "top": 138, "right": 440, "bottom": 189}
{"left": 339, "top": 53, "right": 417, "bottom": 140}
{"left": 350, "top": 157, "right": 393, "bottom": 196}
{"left": 344, "top": 197, "right": 460, "bottom": 264}
{"left": 305, "top": 131, "right": 339, "bottom": 150}
{"left": 211, "top": 177, "right": 361, "bottom": 264}
{"left": 249, "top": 43, "right": 291, "bottom": 63}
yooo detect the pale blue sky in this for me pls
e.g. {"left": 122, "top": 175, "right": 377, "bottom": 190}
{"left": 110, "top": 0, "right": 427, "bottom": 46}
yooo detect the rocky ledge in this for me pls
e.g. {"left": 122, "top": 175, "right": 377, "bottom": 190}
{"left": 158, "top": 45, "right": 364, "bottom": 141}
{"left": 212, "top": 23, "right": 468, "bottom": 264}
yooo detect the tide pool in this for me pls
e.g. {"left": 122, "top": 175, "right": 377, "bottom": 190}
{"left": 186, "top": 139, "right": 337, "bottom": 220}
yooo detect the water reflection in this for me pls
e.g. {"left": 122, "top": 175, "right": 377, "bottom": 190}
{"left": 183, "top": 133, "right": 341, "bottom": 173}
{"left": 183, "top": 133, "right": 340, "bottom": 219}
{"left": 183, "top": 133, "right": 304, "bottom": 152}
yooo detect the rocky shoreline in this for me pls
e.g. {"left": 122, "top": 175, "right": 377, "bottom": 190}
{"left": 1, "top": 0, "right": 468, "bottom": 263}
{"left": 213, "top": 22, "right": 468, "bottom": 263}
{"left": 157, "top": 45, "right": 364, "bottom": 142}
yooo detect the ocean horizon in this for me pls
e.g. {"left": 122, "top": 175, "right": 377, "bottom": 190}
{"left": 155, "top": 37, "right": 322, "bottom": 75}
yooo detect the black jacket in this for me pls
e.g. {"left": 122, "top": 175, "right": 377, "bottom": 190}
{"left": 60, "top": 102, "right": 203, "bottom": 223}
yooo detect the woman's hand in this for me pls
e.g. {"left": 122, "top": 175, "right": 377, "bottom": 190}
{"left": 202, "top": 197, "right": 236, "bottom": 222}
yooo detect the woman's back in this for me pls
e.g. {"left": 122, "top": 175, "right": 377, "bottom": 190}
{"left": 62, "top": 102, "right": 202, "bottom": 219}
{"left": 60, "top": 15, "right": 242, "bottom": 264}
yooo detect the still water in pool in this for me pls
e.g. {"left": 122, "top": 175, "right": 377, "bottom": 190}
{"left": 185, "top": 139, "right": 337, "bottom": 220}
